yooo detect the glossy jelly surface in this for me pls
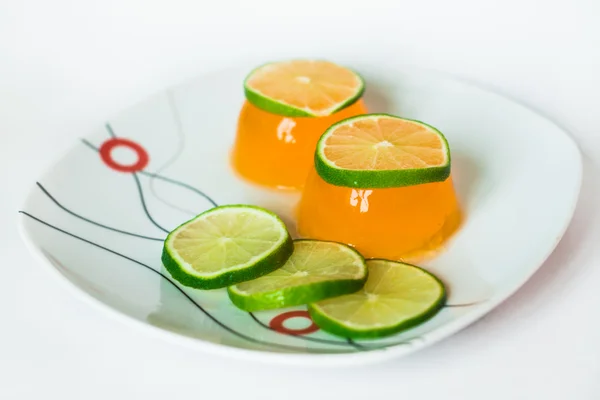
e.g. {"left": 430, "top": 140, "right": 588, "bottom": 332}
{"left": 231, "top": 100, "right": 367, "bottom": 190}
{"left": 297, "top": 167, "right": 462, "bottom": 262}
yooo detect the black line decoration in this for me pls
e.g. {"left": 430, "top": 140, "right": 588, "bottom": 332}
{"left": 105, "top": 123, "right": 172, "bottom": 234}
{"left": 347, "top": 338, "right": 368, "bottom": 350}
{"left": 131, "top": 172, "right": 170, "bottom": 234}
{"left": 81, "top": 138, "right": 99, "bottom": 152}
{"left": 36, "top": 182, "right": 164, "bottom": 242}
{"left": 19, "top": 211, "right": 355, "bottom": 354}
{"left": 105, "top": 123, "right": 116, "bottom": 138}
{"left": 147, "top": 91, "right": 200, "bottom": 214}
{"left": 139, "top": 171, "right": 218, "bottom": 208}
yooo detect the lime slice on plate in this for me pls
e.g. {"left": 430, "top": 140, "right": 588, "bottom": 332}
{"left": 162, "top": 205, "right": 293, "bottom": 290}
{"left": 315, "top": 114, "right": 451, "bottom": 188}
{"left": 244, "top": 59, "right": 365, "bottom": 117}
{"left": 227, "top": 239, "right": 367, "bottom": 311}
{"left": 308, "top": 259, "right": 446, "bottom": 339}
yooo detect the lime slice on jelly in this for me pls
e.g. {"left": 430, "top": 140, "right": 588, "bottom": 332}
{"left": 315, "top": 114, "right": 451, "bottom": 188}
{"left": 244, "top": 59, "right": 365, "bottom": 117}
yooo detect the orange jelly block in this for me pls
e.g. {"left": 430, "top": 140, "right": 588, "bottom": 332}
{"left": 231, "top": 100, "right": 368, "bottom": 190}
{"left": 297, "top": 167, "right": 462, "bottom": 262}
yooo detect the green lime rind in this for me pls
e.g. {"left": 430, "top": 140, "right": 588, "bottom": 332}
{"left": 227, "top": 239, "right": 368, "bottom": 311}
{"left": 161, "top": 205, "right": 294, "bottom": 290}
{"left": 314, "top": 114, "right": 451, "bottom": 189}
{"left": 161, "top": 239, "right": 293, "bottom": 290}
{"left": 228, "top": 274, "right": 367, "bottom": 312}
{"left": 243, "top": 61, "right": 365, "bottom": 118}
{"left": 307, "top": 259, "right": 446, "bottom": 339}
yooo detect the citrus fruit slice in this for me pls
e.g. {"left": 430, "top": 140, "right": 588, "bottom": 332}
{"left": 227, "top": 240, "right": 367, "bottom": 311}
{"left": 308, "top": 259, "right": 446, "bottom": 339}
{"left": 243, "top": 60, "right": 365, "bottom": 118}
{"left": 162, "top": 205, "right": 293, "bottom": 290}
{"left": 315, "top": 114, "right": 451, "bottom": 188}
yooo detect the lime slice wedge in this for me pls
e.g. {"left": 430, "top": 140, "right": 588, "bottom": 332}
{"left": 315, "top": 114, "right": 451, "bottom": 188}
{"left": 308, "top": 259, "right": 446, "bottom": 339}
{"left": 227, "top": 240, "right": 367, "bottom": 311}
{"left": 162, "top": 205, "right": 293, "bottom": 290}
{"left": 244, "top": 60, "right": 365, "bottom": 117}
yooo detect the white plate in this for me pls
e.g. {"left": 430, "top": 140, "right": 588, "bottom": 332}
{"left": 18, "top": 62, "right": 582, "bottom": 366}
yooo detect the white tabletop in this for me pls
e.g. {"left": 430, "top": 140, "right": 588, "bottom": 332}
{"left": 1, "top": 0, "right": 599, "bottom": 398}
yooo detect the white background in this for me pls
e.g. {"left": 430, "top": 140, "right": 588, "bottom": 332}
{"left": 1, "top": 0, "right": 599, "bottom": 398}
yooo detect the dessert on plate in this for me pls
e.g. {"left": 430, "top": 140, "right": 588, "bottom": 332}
{"left": 296, "top": 114, "right": 462, "bottom": 261}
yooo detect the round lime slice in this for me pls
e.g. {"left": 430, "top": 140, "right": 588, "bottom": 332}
{"left": 227, "top": 239, "right": 367, "bottom": 311}
{"left": 315, "top": 114, "right": 451, "bottom": 188}
{"left": 162, "top": 205, "right": 293, "bottom": 290}
{"left": 243, "top": 59, "right": 365, "bottom": 117}
{"left": 308, "top": 259, "right": 446, "bottom": 339}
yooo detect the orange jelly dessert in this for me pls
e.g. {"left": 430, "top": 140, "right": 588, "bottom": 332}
{"left": 297, "top": 169, "right": 461, "bottom": 261}
{"left": 297, "top": 114, "right": 462, "bottom": 261}
{"left": 231, "top": 60, "right": 366, "bottom": 190}
{"left": 233, "top": 100, "right": 367, "bottom": 190}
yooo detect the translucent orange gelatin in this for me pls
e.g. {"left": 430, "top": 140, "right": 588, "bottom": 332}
{"left": 231, "top": 100, "right": 368, "bottom": 190}
{"left": 297, "top": 167, "right": 462, "bottom": 262}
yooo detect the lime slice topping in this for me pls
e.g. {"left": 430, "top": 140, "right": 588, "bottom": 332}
{"left": 308, "top": 259, "right": 446, "bottom": 339}
{"left": 162, "top": 205, "right": 293, "bottom": 290}
{"left": 244, "top": 60, "right": 365, "bottom": 117}
{"left": 315, "top": 114, "right": 451, "bottom": 188}
{"left": 227, "top": 240, "right": 367, "bottom": 311}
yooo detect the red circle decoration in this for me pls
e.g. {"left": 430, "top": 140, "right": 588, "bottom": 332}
{"left": 99, "top": 138, "right": 149, "bottom": 173}
{"left": 269, "top": 310, "right": 319, "bottom": 335}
